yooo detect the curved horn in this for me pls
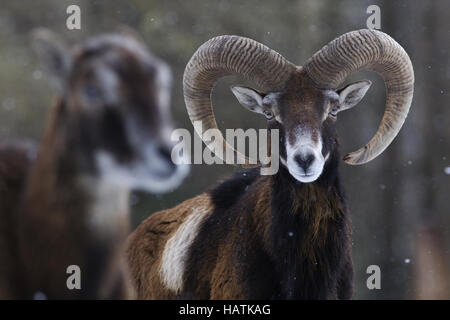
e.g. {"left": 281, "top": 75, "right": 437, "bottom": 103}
{"left": 183, "top": 35, "right": 296, "bottom": 165}
{"left": 304, "top": 29, "right": 414, "bottom": 165}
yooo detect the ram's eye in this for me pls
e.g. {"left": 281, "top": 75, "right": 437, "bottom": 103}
{"left": 329, "top": 106, "right": 339, "bottom": 117}
{"left": 263, "top": 110, "right": 274, "bottom": 120}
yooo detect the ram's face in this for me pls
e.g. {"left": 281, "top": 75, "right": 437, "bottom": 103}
{"left": 33, "top": 30, "right": 188, "bottom": 193}
{"left": 68, "top": 36, "right": 188, "bottom": 193}
{"left": 276, "top": 79, "right": 338, "bottom": 183}
{"left": 231, "top": 69, "right": 371, "bottom": 183}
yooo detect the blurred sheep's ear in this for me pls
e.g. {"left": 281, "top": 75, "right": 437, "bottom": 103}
{"left": 31, "top": 28, "right": 72, "bottom": 93}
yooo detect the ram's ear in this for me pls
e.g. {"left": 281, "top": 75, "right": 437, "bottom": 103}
{"left": 230, "top": 86, "right": 265, "bottom": 114}
{"left": 31, "top": 28, "right": 72, "bottom": 93}
{"left": 337, "top": 80, "right": 372, "bottom": 111}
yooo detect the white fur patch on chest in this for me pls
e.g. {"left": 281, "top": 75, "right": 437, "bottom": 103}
{"left": 159, "top": 206, "right": 211, "bottom": 293}
{"left": 80, "top": 175, "right": 129, "bottom": 239}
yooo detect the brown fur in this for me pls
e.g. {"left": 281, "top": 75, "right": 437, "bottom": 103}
{"left": 126, "top": 194, "right": 211, "bottom": 299}
{"left": 0, "top": 144, "right": 34, "bottom": 299}
{"left": 0, "top": 101, "right": 133, "bottom": 299}
{"left": 127, "top": 169, "right": 352, "bottom": 299}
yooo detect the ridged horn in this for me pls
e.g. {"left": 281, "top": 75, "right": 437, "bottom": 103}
{"left": 183, "top": 35, "right": 296, "bottom": 165}
{"left": 304, "top": 29, "right": 414, "bottom": 165}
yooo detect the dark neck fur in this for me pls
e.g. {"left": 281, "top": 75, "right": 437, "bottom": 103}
{"left": 267, "top": 151, "right": 349, "bottom": 299}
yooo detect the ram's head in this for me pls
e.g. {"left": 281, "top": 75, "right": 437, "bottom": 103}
{"left": 183, "top": 29, "right": 414, "bottom": 183}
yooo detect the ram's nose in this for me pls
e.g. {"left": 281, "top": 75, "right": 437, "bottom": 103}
{"left": 294, "top": 152, "right": 315, "bottom": 173}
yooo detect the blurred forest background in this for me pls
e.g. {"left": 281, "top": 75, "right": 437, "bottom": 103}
{"left": 0, "top": 0, "right": 448, "bottom": 299}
